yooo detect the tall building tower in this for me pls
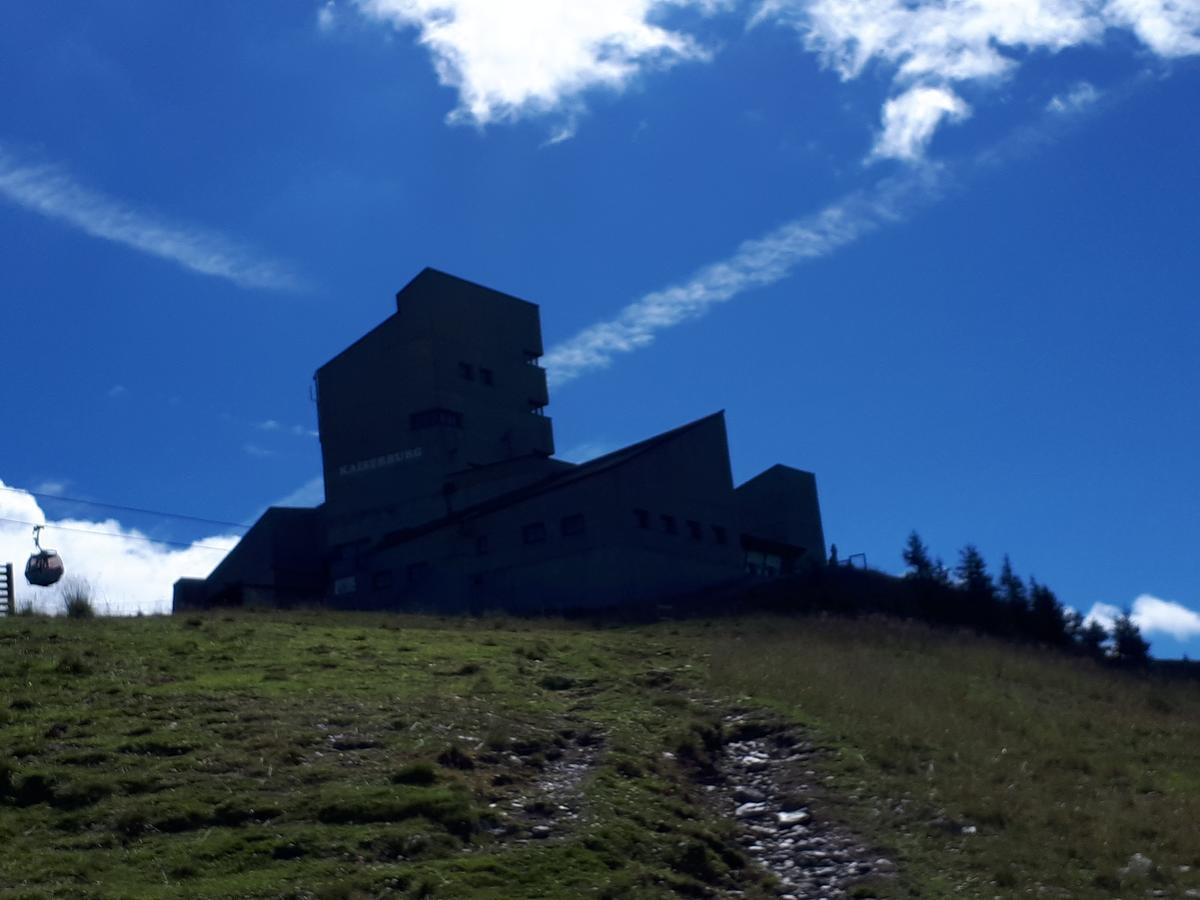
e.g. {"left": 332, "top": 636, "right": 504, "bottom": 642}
{"left": 315, "top": 269, "right": 556, "bottom": 551}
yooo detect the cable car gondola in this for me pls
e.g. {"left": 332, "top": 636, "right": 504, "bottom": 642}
{"left": 25, "top": 525, "right": 64, "bottom": 587}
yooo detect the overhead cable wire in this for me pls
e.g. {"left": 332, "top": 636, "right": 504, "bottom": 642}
{"left": 0, "top": 486, "right": 251, "bottom": 530}
{"left": 0, "top": 515, "right": 238, "bottom": 552}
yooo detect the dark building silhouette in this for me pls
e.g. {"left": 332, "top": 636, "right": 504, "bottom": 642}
{"left": 173, "top": 269, "right": 825, "bottom": 613}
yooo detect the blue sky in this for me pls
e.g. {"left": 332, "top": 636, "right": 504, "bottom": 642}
{"left": 1, "top": 1, "right": 1197, "bottom": 655}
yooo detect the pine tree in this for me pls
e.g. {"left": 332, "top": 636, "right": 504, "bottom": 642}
{"left": 1111, "top": 609, "right": 1150, "bottom": 665}
{"left": 902, "top": 531, "right": 935, "bottom": 581}
{"left": 1028, "top": 579, "right": 1069, "bottom": 646}
{"left": 1078, "top": 618, "right": 1109, "bottom": 659}
{"left": 955, "top": 545, "right": 994, "bottom": 600}
{"left": 998, "top": 555, "right": 1027, "bottom": 610}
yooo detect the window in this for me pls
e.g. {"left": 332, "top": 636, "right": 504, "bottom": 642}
{"left": 529, "top": 401, "right": 545, "bottom": 417}
{"left": 480, "top": 368, "right": 494, "bottom": 386}
{"left": 560, "top": 513, "right": 585, "bottom": 537}
{"left": 687, "top": 520, "right": 703, "bottom": 541}
{"left": 522, "top": 522, "right": 547, "bottom": 544}
{"left": 712, "top": 525, "right": 728, "bottom": 545}
{"left": 524, "top": 351, "right": 541, "bottom": 367}
{"left": 745, "top": 551, "right": 782, "bottom": 578}
{"left": 333, "top": 575, "right": 357, "bottom": 596}
{"left": 407, "top": 562, "right": 430, "bottom": 585}
{"left": 661, "top": 514, "right": 678, "bottom": 535}
{"left": 410, "top": 408, "right": 463, "bottom": 430}
{"left": 475, "top": 535, "right": 489, "bottom": 556}
{"left": 458, "top": 362, "right": 475, "bottom": 381}
{"left": 372, "top": 570, "right": 394, "bottom": 590}
{"left": 634, "top": 508, "right": 650, "bottom": 529}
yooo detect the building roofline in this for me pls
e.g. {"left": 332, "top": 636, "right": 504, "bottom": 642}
{"left": 315, "top": 269, "right": 541, "bottom": 376}
{"left": 375, "top": 410, "right": 727, "bottom": 550}
{"left": 402, "top": 267, "right": 541, "bottom": 311}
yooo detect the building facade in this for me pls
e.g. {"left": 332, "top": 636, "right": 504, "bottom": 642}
{"left": 173, "top": 269, "right": 825, "bottom": 613}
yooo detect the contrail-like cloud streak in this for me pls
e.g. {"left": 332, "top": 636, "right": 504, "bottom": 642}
{"left": 0, "top": 146, "right": 303, "bottom": 292}
{"left": 544, "top": 163, "right": 946, "bottom": 385}
{"left": 544, "top": 85, "right": 1111, "bottom": 387}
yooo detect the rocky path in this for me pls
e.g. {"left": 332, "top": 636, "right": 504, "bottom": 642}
{"left": 715, "top": 715, "right": 896, "bottom": 899}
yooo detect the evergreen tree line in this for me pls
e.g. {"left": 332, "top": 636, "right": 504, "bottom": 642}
{"left": 897, "top": 531, "right": 1150, "bottom": 664}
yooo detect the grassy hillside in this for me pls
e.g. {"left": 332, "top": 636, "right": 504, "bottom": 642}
{"left": 0, "top": 612, "right": 1196, "bottom": 898}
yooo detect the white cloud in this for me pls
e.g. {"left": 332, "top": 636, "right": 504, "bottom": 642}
{"left": 273, "top": 476, "right": 326, "bottom": 508}
{"left": 107, "top": 384, "right": 127, "bottom": 399}
{"left": 257, "top": 419, "right": 282, "bottom": 431}
{"left": 1046, "top": 80, "right": 1101, "bottom": 113}
{"left": 757, "top": 0, "right": 1200, "bottom": 160}
{"left": 558, "top": 440, "right": 618, "bottom": 463}
{"left": 1084, "top": 594, "right": 1200, "bottom": 641}
{"left": 0, "top": 145, "right": 303, "bottom": 291}
{"left": 544, "top": 162, "right": 945, "bottom": 384}
{"left": 290, "top": 424, "right": 320, "bottom": 438}
{"left": 0, "top": 479, "right": 238, "bottom": 615}
{"left": 242, "top": 443, "right": 277, "bottom": 458}
{"left": 1084, "top": 601, "right": 1122, "bottom": 630}
{"left": 351, "top": 0, "right": 721, "bottom": 128}
{"left": 318, "top": 1, "right": 339, "bottom": 32}
{"left": 871, "top": 85, "right": 971, "bottom": 161}
{"left": 34, "top": 481, "right": 68, "bottom": 497}
{"left": 1131, "top": 594, "right": 1200, "bottom": 640}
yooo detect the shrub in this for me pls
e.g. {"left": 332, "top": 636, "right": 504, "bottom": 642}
{"left": 391, "top": 762, "right": 438, "bottom": 785}
{"left": 60, "top": 578, "right": 95, "bottom": 619}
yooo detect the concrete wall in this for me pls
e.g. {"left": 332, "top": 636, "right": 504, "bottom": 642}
{"left": 736, "top": 465, "right": 827, "bottom": 567}
{"left": 316, "top": 269, "right": 555, "bottom": 549}
{"left": 329, "top": 413, "right": 748, "bottom": 613}
{"left": 172, "top": 507, "right": 325, "bottom": 611}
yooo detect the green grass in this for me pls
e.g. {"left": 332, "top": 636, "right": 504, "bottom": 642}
{"left": 707, "top": 615, "right": 1200, "bottom": 897}
{"left": 0, "top": 610, "right": 1197, "bottom": 898}
{"left": 0, "top": 613, "right": 765, "bottom": 899}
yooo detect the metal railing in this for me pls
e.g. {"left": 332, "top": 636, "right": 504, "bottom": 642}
{"left": 1, "top": 563, "right": 14, "bottom": 615}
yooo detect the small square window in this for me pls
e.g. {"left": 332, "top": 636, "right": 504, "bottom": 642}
{"left": 480, "top": 368, "right": 494, "bottom": 386}
{"left": 561, "top": 513, "right": 585, "bottom": 536}
{"left": 661, "top": 514, "right": 678, "bottom": 535}
{"left": 522, "top": 522, "right": 547, "bottom": 544}
{"left": 687, "top": 520, "right": 703, "bottom": 541}
{"left": 333, "top": 575, "right": 357, "bottom": 595}
{"left": 634, "top": 508, "right": 650, "bottom": 529}
{"left": 712, "top": 525, "right": 728, "bottom": 546}
{"left": 458, "top": 362, "right": 475, "bottom": 380}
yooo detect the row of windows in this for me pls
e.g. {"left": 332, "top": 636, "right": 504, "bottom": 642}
{"left": 458, "top": 362, "right": 495, "bottom": 385}
{"left": 521, "top": 513, "right": 585, "bottom": 545}
{"left": 468, "top": 514, "right": 588, "bottom": 558}
{"left": 350, "top": 545, "right": 782, "bottom": 598}
{"left": 411, "top": 407, "right": 463, "bottom": 430}
{"left": 634, "top": 508, "right": 727, "bottom": 545}
{"left": 354, "top": 515, "right": 588, "bottom": 593}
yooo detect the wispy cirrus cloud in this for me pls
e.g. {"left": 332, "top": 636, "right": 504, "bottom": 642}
{"left": 758, "top": 0, "right": 1200, "bottom": 160}
{"left": 1046, "top": 80, "right": 1101, "bottom": 114}
{"left": 341, "top": 0, "right": 1199, "bottom": 157}
{"left": 871, "top": 86, "right": 971, "bottom": 162}
{"left": 347, "top": 0, "right": 724, "bottom": 130}
{"left": 0, "top": 145, "right": 304, "bottom": 291}
{"left": 544, "top": 162, "right": 946, "bottom": 384}
{"left": 544, "top": 87, "right": 1111, "bottom": 385}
